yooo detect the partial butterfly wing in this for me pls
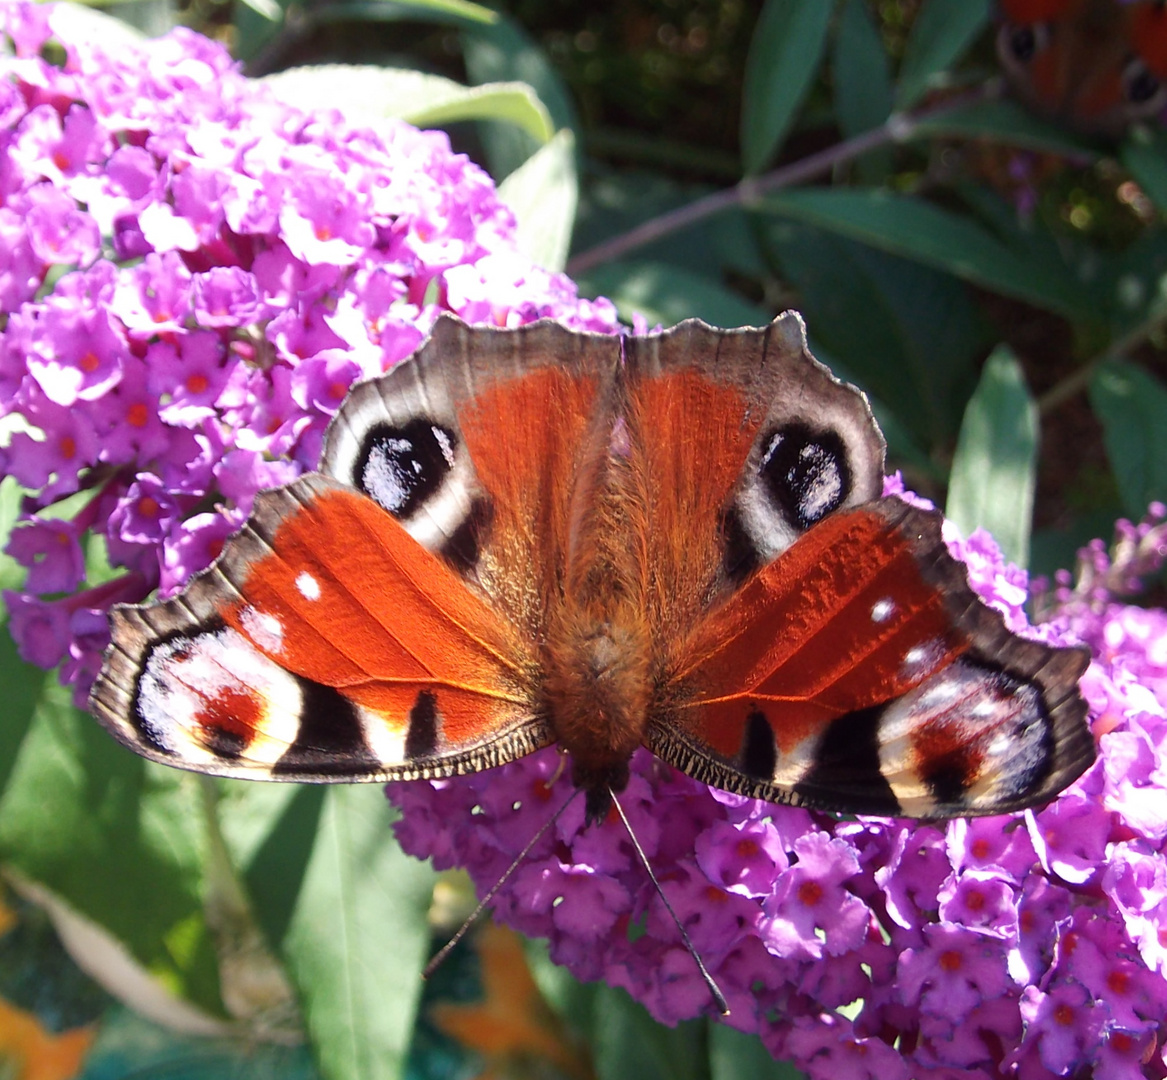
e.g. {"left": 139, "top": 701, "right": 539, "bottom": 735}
{"left": 997, "top": 0, "right": 1167, "bottom": 132}
{"left": 92, "top": 473, "right": 547, "bottom": 780}
{"left": 320, "top": 316, "right": 623, "bottom": 638}
{"left": 627, "top": 317, "right": 1093, "bottom": 817}
{"left": 92, "top": 317, "right": 609, "bottom": 781}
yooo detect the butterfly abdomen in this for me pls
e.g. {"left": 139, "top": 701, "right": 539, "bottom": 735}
{"left": 543, "top": 602, "right": 653, "bottom": 820}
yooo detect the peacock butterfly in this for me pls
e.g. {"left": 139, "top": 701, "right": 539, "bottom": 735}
{"left": 89, "top": 314, "right": 1094, "bottom": 829}
{"left": 997, "top": 0, "right": 1167, "bottom": 132}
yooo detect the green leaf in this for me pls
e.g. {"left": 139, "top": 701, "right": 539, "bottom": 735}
{"left": 577, "top": 261, "right": 771, "bottom": 330}
{"left": 261, "top": 66, "right": 553, "bottom": 144}
{"left": 0, "top": 636, "right": 40, "bottom": 798}
{"left": 233, "top": 0, "right": 497, "bottom": 66}
{"left": 589, "top": 984, "right": 709, "bottom": 1080}
{"left": 766, "top": 221, "right": 985, "bottom": 449}
{"left": 947, "top": 346, "right": 1038, "bottom": 568}
{"left": 462, "top": 14, "right": 579, "bottom": 181}
{"left": 0, "top": 477, "right": 24, "bottom": 597}
{"left": 709, "top": 1023, "right": 806, "bottom": 1080}
{"left": 1095, "top": 227, "right": 1167, "bottom": 336}
{"left": 0, "top": 691, "right": 222, "bottom": 1014}
{"left": 331, "top": 0, "right": 497, "bottom": 23}
{"left": 218, "top": 782, "right": 326, "bottom": 957}
{"left": 281, "top": 786, "right": 435, "bottom": 1080}
{"left": 763, "top": 188, "right": 1086, "bottom": 317}
{"left": 741, "top": 0, "right": 835, "bottom": 174}
{"left": 497, "top": 128, "right": 578, "bottom": 271}
{"left": 833, "top": 0, "right": 894, "bottom": 182}
{"left": 896, "top": 0, "right": 991, "bottom": 108}
{"left": 912, "top": 99, "right": 1101, "bottom": 158}
{"left": 47, "top": 2, "right": 148, "bottom": 44}
{"left": 1089, "top": 360, "right": 1167, "bottom": 517}
{"left": 237, "top": 0, "right": 281, "bottom": 20}
{"left": 1122, "top": 126, "right": 1167, "bottom": 214}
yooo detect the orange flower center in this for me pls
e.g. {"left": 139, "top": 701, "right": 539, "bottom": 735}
{"left": 797, "top": 880, "right": 823, "bottom": 906}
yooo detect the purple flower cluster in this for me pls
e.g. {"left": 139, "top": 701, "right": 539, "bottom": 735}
{"left": 391, "top": 492, "right": 1167, "bottom": 1080}
{"left": 0, "top": 4, "right": 618, "bottom": 705}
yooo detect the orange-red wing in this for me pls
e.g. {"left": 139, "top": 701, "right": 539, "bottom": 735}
{"left": 90, "top": 474, "right": 548, "bottom": 782}
{"left": 455, "top": 364, "right": 604, "bottom": 633}
{"left": 626, "top": 369, "right": 764, "bottom": 640}
{"left": 650, "top": 499, "right": 1093, "bottom": 818}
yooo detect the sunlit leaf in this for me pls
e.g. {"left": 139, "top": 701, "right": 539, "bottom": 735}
{"left": 947, "top": 346, "right": 1038, "bottom": 568}
{"left": 741, "top": 0, "right": 835, "bottom": 174}
{"left": 498, "top": 129, "right": 578, "bottom": 271}
{"left": 262, "top": 66, "right": 553, "bottom": 143}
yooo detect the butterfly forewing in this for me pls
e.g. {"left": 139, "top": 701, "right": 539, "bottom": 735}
{"left": 320, "top": 316, "right": 619, "bottom": 635}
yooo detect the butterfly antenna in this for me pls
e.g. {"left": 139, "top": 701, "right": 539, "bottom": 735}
{"left": 423, "top": 786, "right": 583, "bottom": 980}
{"left": 609, "top": 788, "right": 731, "bottom": 1016}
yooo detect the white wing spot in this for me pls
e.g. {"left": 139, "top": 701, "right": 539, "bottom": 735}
{"left": 240, "top": 605, "right": 284, "bottom": 653}
{"left": 432, "top": 425, "right": 456, "bottom": 467}
{"left": 871, "top": 598, "right": 896, "bottom": 623}
{"left": 296, "top": 571, "right": 321, "bottom": 601}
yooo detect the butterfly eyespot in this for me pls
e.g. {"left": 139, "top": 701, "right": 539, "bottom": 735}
{"left": 759, "top": 422, "right": 851, "bottom": 531}
{"left": 1123, "top": 58, "right": 1165, "bottom": 106}
{"left": 1002, "top": 22, "right": 1049, "bottom": 64}
{"left": 354, "top": 417, "right": 458, "bottom": 519}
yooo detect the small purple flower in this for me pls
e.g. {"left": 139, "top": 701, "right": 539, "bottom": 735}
{"left": 4, "top": 591, "right": 72, "bottom": 668}
{"left": 1017, "top": 981, "right": 1106, "bottom": 1074}
{"left": 1026, "top": 792, "right": 1111, "bottom": 885}
{"left": 5, "top": 518, "right": 86, "bottom": 595}
{"left": 760, "top": 832, "right": 871, "bottom": 961}
{"left": 190, "top": 266, "right": 263, "bottom": 328}
{"left": 24, "top": 298, "right": 126, "bottom": 406}
{"left": 897, "top": 923, "right": 1013, "bottom": 1020}
{"left": 108, "top": 474, "right": 180, "bottom": 548}
{"left": 695, "top": 818, "right": 788, "bottom": 898}
{"left": 945, "top": 815, "right": 1037, "bottom": 881}
{"left": 25, "top": 182, "right": 100, "bottom": 266}
{"left": 936, "top": 868, "right": 1018, "bottom": 937}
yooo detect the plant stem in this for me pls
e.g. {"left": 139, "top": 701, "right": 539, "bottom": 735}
{"left": 566, "top": 86, "right": 992, "bottom": 277}
{"left": 1038, "top": 307, "right": 1167, "bottom": 414}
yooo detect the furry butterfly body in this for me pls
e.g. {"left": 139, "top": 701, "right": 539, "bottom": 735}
{"left": 997, "top": 0, "right": 1167, "bottom": 132}
{"left": 90, "top": 314, "right": 1093, "bottom": 825}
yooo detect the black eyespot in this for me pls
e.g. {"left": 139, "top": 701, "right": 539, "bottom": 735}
{"left": 1005, "top": 23, "right": 1040, "bottom": 63}
{"left": 355, "top": 418, "right": 458, "bottom": 519}
{"left": 1124, "top": 59, "right": 1163, "bottom": 105}
{"left": 758, "top": 422, "right": 851, "bottom": 531}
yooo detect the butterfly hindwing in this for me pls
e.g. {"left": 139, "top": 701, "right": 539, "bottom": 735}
{"left": 91, "top": 473, "right": 548, "bottom": 781}
{"left": 649, "top": 499, "right": 1091, "bottom": 817}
